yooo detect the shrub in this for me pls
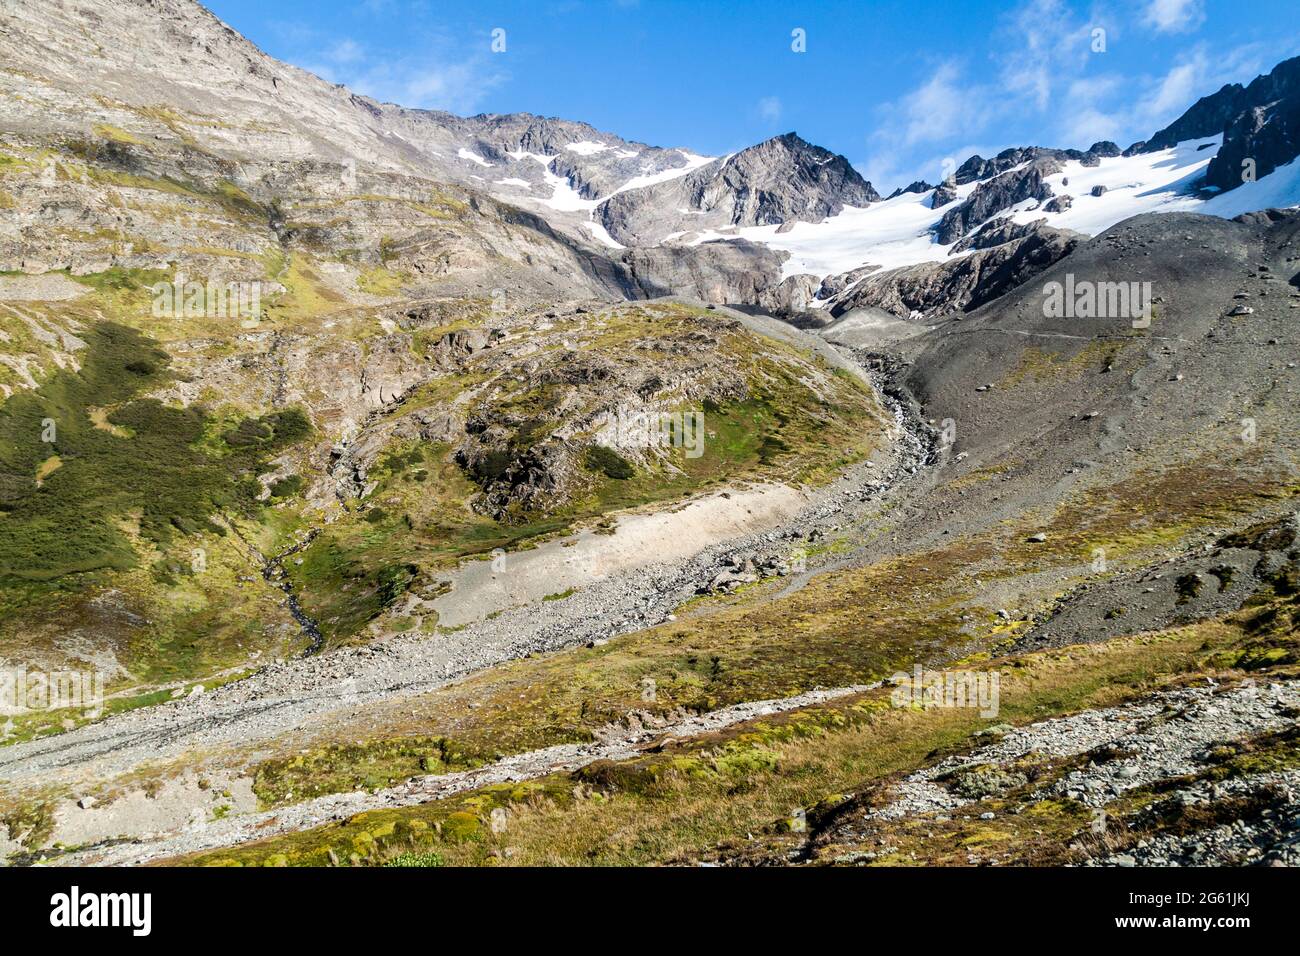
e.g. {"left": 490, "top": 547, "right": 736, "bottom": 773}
{"left": 585, "top": 444, "right": 634, "bottom": 480}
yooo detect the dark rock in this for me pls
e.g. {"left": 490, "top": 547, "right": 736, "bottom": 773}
{"left": 599, "top": 132, "right": 880, "bottom": 245}
{"left": 935, "top": 160, "right": 1059, "bottom": 245}
{"left": 1141, "top": 55, "right": 1300, "bottom": 156}
{"left": 827, "top": 221, "right": 1081, "bottom": 318}
{"left": 931, "top": 180, "right": 959, "bottom": 208}
{"left": 817, "top": 263, "right": 881, "bottom": 299}
{"left": 950, "top": 217, "right": 1049, "bottom": 255}
{"left": 886, "top": 180, "right": 935, "bottom": 199}
{"left": 620, "top": 239, "right": 787, "bottom": 306}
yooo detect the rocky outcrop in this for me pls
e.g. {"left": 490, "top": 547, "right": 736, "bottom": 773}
{"left": 598, "top": 133, "right": 879, "bottom": 246}
{"left": 934, "top": 160, "right": 1059, "bottom": 245}
{"left": 1137, "top": 56, "right": 1300, "bottom": 197}
{"left": 825, "top": 221, "right": 1081, "bottom": 319}
{"left": 817, "top": 264, "right": 881, "bottom": 300}
{"left": 428, "top": 328, "right": 503, "bottom": 369}
{"left": 951, "top": 143, "right": 1119, "bottom": 185}
{"left": 1204, "top": 61, "right": 1300, "bottom": 193}
{"left": 931, "top": 180, "right": 959, "bottom": 208}
{"left": 621, "top": 239, "right": 787, "bottom": 305}
{"left": 949, "top": 217, "right": 1051, "bottom": 254}
{"left": 448, "top": 112, "right": 690, "bottom": 201}
{"left": 757, "top": 274, "right": 822, "bottom": 317}
{"left": 1137, "top": 60, "right": 1300, "bottom": 154}
{"left": 886, "top": 180, "right": 935, "bottom": 199}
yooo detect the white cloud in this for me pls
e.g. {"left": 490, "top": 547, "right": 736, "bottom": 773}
{"left": 901, "top": 62, "right": 987, "bottom": 146}
{"left": 1062, "top": 107, "right": 1124, "bottom": 147}
{"left": 1141, "top": 58, "right": 1205, "bottom": 120}
{"left": 1143, "top": 0, "right": 1206, "bottom": 34}
{"left": 338, "top": 57, "right": 508, "bottom": 113}
{"left": 758, "top": 96, "right": 783, "bottom": 123}
{"left": 275, "top": 15, "right": 508, "bottom": 116}
{"left": 324, "top": 39, "right": 364, "bottom": 64}
{"left": 995, "top": 0, "right": 1096, "bottom": 113}
{"left": 301, "top": 31, "right": 507, "bottom": 115}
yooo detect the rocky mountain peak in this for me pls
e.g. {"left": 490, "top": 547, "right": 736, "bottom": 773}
{"left": 703, "top": 131, "right": 881, "bottom": 221}
{"left": 596, "top": 131, "right": 879, "bottom": 246}
{"left": 1136, "top": 54, "right": 1300, "bottom": 162}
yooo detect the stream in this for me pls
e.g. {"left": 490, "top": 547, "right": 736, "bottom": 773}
{"left": 260, "top": 528, "right": 325, "bottom": 657}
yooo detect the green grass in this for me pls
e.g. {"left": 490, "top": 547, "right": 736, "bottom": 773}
{"left": 0, "top": 323, "right": 317, "bottom": 686}
{"left": 584, "top": 445, "right": 634, "bottom": 480}
{"left": 253, "top": 736, "right": 491, "bottom": 807}
{"left": 356, "top": 266, "right": 408, "bottom": 297}
{"left": 0, "top": 323, "right": 311, "bottom": 581}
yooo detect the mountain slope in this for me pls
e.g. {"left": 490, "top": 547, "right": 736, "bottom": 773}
{"left": 0, "top": 0, "right": 890, "bottom": 704}
{"left": 2, "top": 0, "right": 1300, "bottom": 870}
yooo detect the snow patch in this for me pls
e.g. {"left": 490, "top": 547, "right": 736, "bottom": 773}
{"left": 687, "top": 183, "right": 981, "bottom": 279}
{"left": 458, "top": 148, "right": 493, "bottom": 168}
{"left": 565, "top": 140, "right": 610, "bottom": 156}
{"left": 582, "top": 221, "right": 626, "bottom": 249}
{"left": 1201, "top": 155, "right": 1300, "bottom": 218}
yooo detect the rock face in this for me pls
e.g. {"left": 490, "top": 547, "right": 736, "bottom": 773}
{"left": 931, "top": 181, "right": 960, "bottom": 208}
{"left": 1137, "top": 84, "right": 1250, "bottom": 154}
{"left": 598, "top": 132, "right": 880, "bottom": 246}
{"left": 1139, "top": 58, "right": 1300, "bottom": 153}
{"left": 447, "top": 112, "right": 694, "bottom": 201}
{"left": 953, "top": 148, "right": 1048, "bottom": 185}
{"left": 1204, "top": 61, "right": 1300, "bottom": 193}
{"left": 823, "top": 220, "right": 1081, "bottom": 319}
{"left": 1136, "top": 55, "right": 1300, "bottom": 196}
{"left": 756, "top": 274, "right": 823, "bottom": 319}
{"left": 949, "top": 217, "right": 1053, "bottom": 254}
{"left": 887, "top": 180, "right": 936, "bottom": 199}
{"left": 935, "top": 161, "right": 1060, "bottom": 245}
{"left": 817, "top": 264, "right": 882, "bottom": 300}
{"left": 621, "top": 240, "right": 788, "bottom": 306}
{"left": 951, "top": 143, "right": 1119, "bottom": 185}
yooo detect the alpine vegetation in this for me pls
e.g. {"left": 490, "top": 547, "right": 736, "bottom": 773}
{"left": 0, "top": 0, "right": 1298, "bottom": 901}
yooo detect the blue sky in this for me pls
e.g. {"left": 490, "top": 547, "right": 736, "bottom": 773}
{"left": 205, "top": 0, "right": 1300, "bottom": 193}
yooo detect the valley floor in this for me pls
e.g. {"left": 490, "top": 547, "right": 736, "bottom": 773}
{"left": 3, "top": 299, "right": 1297, "bottom": 867}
